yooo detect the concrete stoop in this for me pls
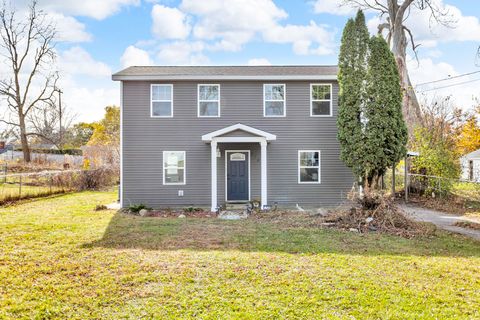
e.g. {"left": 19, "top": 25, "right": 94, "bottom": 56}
{"left": 218, "top": 210, "right": 249, "bottom": 220}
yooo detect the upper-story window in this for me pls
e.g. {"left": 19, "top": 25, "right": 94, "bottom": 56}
{"left": 310, "top": 84, "right": 332, "bottom": 117}
{"left": 264, "top": 84, "right": 285, "bottom": 117}
{"left": 198, "top": 84, "right": 220, "bottom": 117}
{"left": 151, "top": 84, "right": 173, "bottom": 117}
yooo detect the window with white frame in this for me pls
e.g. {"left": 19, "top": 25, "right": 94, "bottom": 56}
{"left": 298, "top": 150, "right": 321, "bottom": 183}
{"left": 264, "top": 84, "right": 285, "bottom": 117}
{"left": 198, "top": 84, "right": 220, "bottom": 117}
{"left": 151, "top": 84, "right": 173, "bottom": 117}
{"left": 310, "top": 84, "right": 332, "bottom": 116}
{"left": 163, "top": 151, "right": 185, "bottom": 185}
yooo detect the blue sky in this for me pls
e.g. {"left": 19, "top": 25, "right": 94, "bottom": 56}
{"left": 12, "top": 0, "right": 480, "bottom": 122}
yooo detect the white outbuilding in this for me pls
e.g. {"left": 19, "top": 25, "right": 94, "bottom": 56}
{"left": 461, "top": 149, "right": 480, "bottom": 182}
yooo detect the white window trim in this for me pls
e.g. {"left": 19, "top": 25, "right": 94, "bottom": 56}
{"left": 150, "top": 84, "right": 173, "bottom": 118}
{"left": 298, "top": 150, "right": 321, "bottom": 184}
{"left": 263, "top": 83, "right": 286, "bottom": 117}
{"left": 163, "top": 151, "right": 186, "bottom": 185}
{"left": 198, "top": 84, "right": 221, "bottom": 118}
{"left": 310, "top": 83, "right": 332, "bottom": 117}
{"left": 225, "top": 150, "right": 251, "bottom": 202}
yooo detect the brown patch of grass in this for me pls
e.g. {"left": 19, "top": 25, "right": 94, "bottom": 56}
{"left": 162, "top": 222, "right": 246, "bottom": 250}
{"left": 0, "top": 189, "right": 68, "bottom": 206}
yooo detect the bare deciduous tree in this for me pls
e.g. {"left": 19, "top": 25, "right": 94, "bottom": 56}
{"left": 418, "top": 94, "right": 465, "bottom": 145}
{"left": 28, "top": 96, "right": 76, "bottom": 149}
{"left": 0, "top": 0, "right": 58, "bottom": 162}
{"left": 342, "top": 0, "right": 453, "bottom": 135}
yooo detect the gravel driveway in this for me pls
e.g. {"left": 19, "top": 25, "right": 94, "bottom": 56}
{"left": 399, "top": 204, "right": 480, "bottom": 241}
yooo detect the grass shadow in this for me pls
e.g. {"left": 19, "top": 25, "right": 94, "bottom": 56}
{"left": 84, "top": 211, "right": 480, "bottom": 257}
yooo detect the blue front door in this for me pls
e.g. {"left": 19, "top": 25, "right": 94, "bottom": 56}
{"left": 227, "top": 152, "right": 249, "bottom": 201}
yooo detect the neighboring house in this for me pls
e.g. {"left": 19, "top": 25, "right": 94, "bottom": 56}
{"left": 461, "top": 149, "right": 480, "bottom": 182}
{"left": 112, "top": 66, "right": 353, "bottom": 211}
{"left": 30, "top": 143, "right": 58, "bottom": 150}
{"left": 0, "top": 142, "right": 13, "bottom": 155}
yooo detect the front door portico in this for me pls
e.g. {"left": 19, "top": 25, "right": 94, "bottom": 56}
{"left": 202, "top": 123, "right": 276, "bottom": 211}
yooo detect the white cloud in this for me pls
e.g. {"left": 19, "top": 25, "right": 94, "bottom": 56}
{"left": 64, "top": 86, "right": 119, "bottom": 122}
{"left": 312, "top": 0, "right": 356, "bottom": 16}
{"left": 120, "top": 46, "right": 153, "bottom": 68}
{"left": 409, "top": 57, "right": 479, "bottom": 111}
{"left": 181, "top": 0, "right": 287, "bottom": 51}
{"left": 263, "top": 21, "right": 335, "bottom": 55}
{"left": 151, "top": 4, "right": 191, "bottom": 39}
{"left": 247, "top": 58, "right": 271, "bottom": 66}
{"left": 157, "top": 41, "right": 209, "bottom": 65}
{"left": 58, "top": 47, "right": 111, "bottom": 78}
{"left": 36, "top": 0, "right": 140, "bottom": 20}
{"left": 50, "top": 13, "right": 92, "bottom": 42}
{"left": 180, "top": 0, "right": 335, "bottom": 55}
{"left": 404, "top": 1, "right": 480, "bottom": 47}
{"left": 53, "top": 73, "right": 119, "bottom": 122}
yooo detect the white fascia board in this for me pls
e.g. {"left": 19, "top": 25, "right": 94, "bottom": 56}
{"left": 112, "top": 75, "right": 337, "bottom": 81}
{"left": 202, "top": 123, "right": 276, "bottom": 142}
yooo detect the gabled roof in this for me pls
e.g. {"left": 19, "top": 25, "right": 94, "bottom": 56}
{"left": 112, "top": 65, "right": 338, "bottom": 81}
{"left": 463, "top": 149, "right": 480, "bottom": 159}
{"left": 201, "top": 123, "right": 277, "bottom": 142}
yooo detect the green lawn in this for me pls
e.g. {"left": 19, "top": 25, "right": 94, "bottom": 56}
{"left": 0, "top": 191, "right": 479, "bottom": 319}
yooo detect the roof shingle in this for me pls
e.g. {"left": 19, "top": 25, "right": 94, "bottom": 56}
{"left": 112, "top": 65, "right": 338, "bottom": 81}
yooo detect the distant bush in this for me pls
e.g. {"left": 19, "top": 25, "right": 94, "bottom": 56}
{"left": 15, "top": 148, "right": 83, "bottom": 155}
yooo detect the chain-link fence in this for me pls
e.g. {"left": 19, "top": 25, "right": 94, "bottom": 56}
{"left": 0, "top": 168, "right": 118, "bottom": 205}
{"left": 384, "top": 169, "right": 480, "bottom": 201}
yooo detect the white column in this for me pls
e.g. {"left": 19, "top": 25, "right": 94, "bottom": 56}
{"left": 211, "top": 139, "right": 218, "bottom": 212}
{"left": 260, "top": 139, "right": 267, "bottom": 208}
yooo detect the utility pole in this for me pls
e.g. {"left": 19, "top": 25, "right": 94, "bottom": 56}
{"left": 55, "top": 87, "right": 63, "bottom": 147}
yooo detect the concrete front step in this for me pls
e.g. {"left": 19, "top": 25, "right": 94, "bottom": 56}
{"left": 225, "top": 203, "right": 249, "bottom": 210}
{"left": 218, "top": 210, "right": 249, "bottom": 220}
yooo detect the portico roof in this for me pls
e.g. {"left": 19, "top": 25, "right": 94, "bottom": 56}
{"left": 201, "top": 123, "right": 277, "bottom": 142}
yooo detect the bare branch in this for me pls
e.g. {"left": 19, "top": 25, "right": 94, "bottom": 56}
{"left": 403, "top": 25, "right": 420, "bottom": 62}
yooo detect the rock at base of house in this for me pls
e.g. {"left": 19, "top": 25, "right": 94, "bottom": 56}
{"left": 139, "top": 209, "right": 149, "bottom": 217}
{"left": 316, "top": 208, "right": 329, "bottom": 217}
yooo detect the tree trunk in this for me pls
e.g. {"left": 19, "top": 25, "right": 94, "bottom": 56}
{"left": 391, "top": 20, "right": 422, "bottom": 138}
{"left": 19, "top": 114, "right": 31, "bottom": 162}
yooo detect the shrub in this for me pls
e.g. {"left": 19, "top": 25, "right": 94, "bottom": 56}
{"left": 77, "top": 167, "right": 118, "bottom": 190}
{"left": 410, "top": 127, "right": 460, "bottom": 195}
{"left": 128, "top": 204, "right": 149, "bottom": 213}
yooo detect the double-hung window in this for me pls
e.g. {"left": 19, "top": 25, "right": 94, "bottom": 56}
{"left": 151, "top": 84, "right": 173, "bottom": 117}
{"left": 163, "top": 151, "right": 185, "bottom": 185}
{"left": 298, "top": 150, "right": 321, "bottom": 183}
{"left": 264, "top": 84, "right": 285, "bottom": 117}
{"left": 310, "top": 84, "right": 332, "bottom": 116}
{"left": 198, "top": 84, "right": 220, "bottom": 117}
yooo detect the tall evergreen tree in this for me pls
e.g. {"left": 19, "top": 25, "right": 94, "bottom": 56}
{"left": 337, "top": 10, "right": 370, "bottom": 179}
{"left": 363, "top": 36, "right": 408, "bottom": 187}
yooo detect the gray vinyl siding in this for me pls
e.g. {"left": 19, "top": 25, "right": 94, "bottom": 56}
{"left": 122, "top": 80, "right": 353, "bottom": 208}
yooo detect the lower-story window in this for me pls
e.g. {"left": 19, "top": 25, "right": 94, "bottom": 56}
{"left": 298, "top": 150, "right": 321, "bottom": 183}
{"left": 163, "top": 151, "right": 185, "bottom": 185}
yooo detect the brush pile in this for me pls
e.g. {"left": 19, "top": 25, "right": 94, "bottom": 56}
{"left": 324, "top": 192, "right": 435, "bottom": 238}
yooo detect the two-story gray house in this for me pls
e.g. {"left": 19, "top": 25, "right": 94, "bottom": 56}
{"left": 112, "top": 66, "right": 353, "bottom": 211}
